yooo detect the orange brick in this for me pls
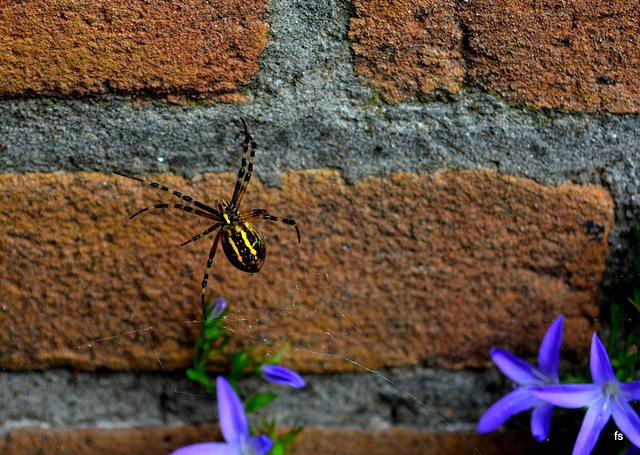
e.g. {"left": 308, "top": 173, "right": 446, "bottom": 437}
{"left": 350, "top": 0, "right": 640, "bottom": 112}
{"left": 0, "top": 426, "right": 552, "bottom": 455}
{"left": 460, "top": 0, "right": 640, "bottom": 112}
{"left": 0, "top": 170, "right": 612, "bottom": 372}
{"left": 350, "top": 0, "right": 464, "bottom": 102}
{"left": 0, "top": 0, "right": 268, "bottom": 99}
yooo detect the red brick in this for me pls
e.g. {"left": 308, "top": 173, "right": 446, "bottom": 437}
{"left": 350, "top": 0, "right": 640, "bottom": 112}
{"left": 350, "top": 0, "right": 464, "bottom": 102}
{"left": 0, "top": 426, "right": 552, "bottom": 455}
{"left": 0, "top": 170, "right": 612, "bottom": 372}
{"left": 460, "top": 0, "right": 640, "bottom": 112}
{"left": 0, "top": 0, "right": 268, "bottom": 99}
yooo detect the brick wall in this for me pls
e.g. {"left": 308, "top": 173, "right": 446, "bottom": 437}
{"left": 1, "top": 1, "right": 638, "bottom": 454}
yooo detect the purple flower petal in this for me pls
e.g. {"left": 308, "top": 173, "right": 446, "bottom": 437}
{"left": 572, "top": 398, "right": 611, "bottom": 455}
{"left": 169, "top": 442, "right": 237, "bottom": 455}
{"left": 261, "top": 364, "right": 305, "bottom": 388}
{"left": 537, "top": 315, "right": 562, "bottom": 380}
{"left": 528, "top": 384, "right": 600, "bottom": 408}
{"left": 490, "top": 349, "right": 542, "bottom": 385}
{"left": 248, "top": 435, "right": 273, "bottom": 455}
{"left": 590, "top": 334, "right": 616, "bottom": 385}
{"left": 170, "top": 377, "right": 273, "bottom": 455}
{"left": 208, "top": 297, "right": 227, "bottom": 319}
{"left": 216, "top": 376, "right": 248, "bottom": 445}
{"left": 620, "top": 380, "right": 640, "bottom": 401}
{"left": 612, "top": 400, "right": 640, "bottom": 449}
{"left": 530, "top": 402, "right": 553, "bottom": 442}
{"left": 477, "top": 388, "right": 540, "bottom": 433}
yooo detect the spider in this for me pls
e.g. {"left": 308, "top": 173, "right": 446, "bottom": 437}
{"left": 115, "top": 118, "right": 300, "bottom": 320}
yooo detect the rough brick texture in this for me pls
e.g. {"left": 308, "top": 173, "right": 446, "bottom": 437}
{"left": 2, "top": 1, "right": 638, "bottom": 111}
{"left": 350, "top": 0, "right": 464, "bottom": 101}
{"left": 0, "top": 170, "right": 612, "bottom": 372}
{"left": 0, "top": 0, "right": 268, "bottom": 99}
{"left": 460, "top": 0, "right": 640, "bottom": 112}
{"left": 350, "top": 0, "right": 640, "bottom": 112}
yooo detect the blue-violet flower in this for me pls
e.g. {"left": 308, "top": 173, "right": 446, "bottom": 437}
{"left": 529, "top": 333, "right": 640, "bottom": 455}
{"left": 207, "top": 297, "right": 227, "bottom": 319}
{"left": 170, "top": 376, "right": 272, "bottom": 455}
{"left": 261, "top": 364, "right": 305, "bottom": 388}
{"left": 477, "top": 315, "right": 563, "bottom": 441}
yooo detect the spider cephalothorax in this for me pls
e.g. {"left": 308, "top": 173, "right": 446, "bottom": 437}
{"left": 116, "top": 118, "right": 300, "bottom": 319}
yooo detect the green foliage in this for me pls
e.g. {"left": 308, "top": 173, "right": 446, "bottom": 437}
{"left": 185, "top": 305, "right": 232, "bottom": 395}
{"left": 245, "top": 393, "right": 278, "bottom": 413}
{"left": 258, "top": 418, "right": 303, "bottom": 455}
{"left": 186, "top": 297, "right": 303, "bottom": 454}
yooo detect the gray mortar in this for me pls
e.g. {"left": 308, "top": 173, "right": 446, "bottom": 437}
{"left": 0, "top": 368, "right": 502, "bottom": 437}
{"left": 0, "top": 0, "right": 639, "bottom": 438}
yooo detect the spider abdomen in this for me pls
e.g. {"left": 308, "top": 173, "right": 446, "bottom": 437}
{"left": 221, "top": 221, "right": 266, "bottom": 273}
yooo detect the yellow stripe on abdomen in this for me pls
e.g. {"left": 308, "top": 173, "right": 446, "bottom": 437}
{"left": 240, "top": 229, "right": 258, "bottom": 256}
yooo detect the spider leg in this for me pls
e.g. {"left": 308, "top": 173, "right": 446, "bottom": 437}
{"left": 115, "top": 171, "right": 219, "bottom": 215}
{"left": 180, "top": 222, "right": 222, "bottom": 247}
{"left": 237, "top": 209, "right": 267, "bottom": 221}
{"left": 201, "top": 229, "right": 225, "bottom": 320}
{"left": 228, "top": 118, "right": 257, "bottom": 212}
{"left": 240, "top": 210, "right": 301, "bottom": 243}
{"left": 128, "top": 203, "right": 218, "bottom": 221}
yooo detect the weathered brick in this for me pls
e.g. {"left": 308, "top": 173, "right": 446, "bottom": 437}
{"left": 350, "top": 0, "right": 464, "bottom": 102}
{"left": 0, "top": 170, "right": 612, "bottom": 371}
{"left": 0, "top": 426, "right": 552, "bottom": 455}
{"left": 460, "top": 0, "right": 640, "bottom": 112}
{"left": 0, "top": 0, "right": 268, "bottom": 99}
{"left": 350, "top": 0, "right": 640, "bottom": 112}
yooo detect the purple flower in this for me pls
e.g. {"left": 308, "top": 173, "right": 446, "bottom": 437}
{"left": 477, "top": 315, "right": 563, "bottom": 441}
{"left": 207, "top": 297, "right": 227, "bottom": 319}
{"left": 170, "top": 376, "right": 272, "bottom": 455}
{"left": 260, "top": 364, "right": 305, "bottom": 388}
{"left": 529, "top": 333, "right": 640, "bottom": 455}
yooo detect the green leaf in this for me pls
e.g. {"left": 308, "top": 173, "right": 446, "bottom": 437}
{"left": 268, "top": 441, "right": 286, "bottom": 455}
{"left": 245, "top": 393, "right": 278, "bottom": 413}
{"left": 265, "top": 427, "right": 303, "bottom": 455}
{"left": 203, "top": 325, "right": 225, "bottom": 341}
{"left": 283, "top": 427, "right": 303, "bottom": 443}
{"left": 229, "top": 350, "right": 257, "bottom": 385}
{"left": 186, "top": 368, "right": 203, "bottom": 382}
{"left": 232, "top": 350, "right": 254, "bottom": 370}
{"left": 258, "top": 417, "right": 276, "bottom": 435}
